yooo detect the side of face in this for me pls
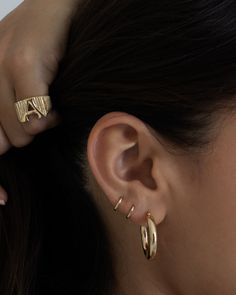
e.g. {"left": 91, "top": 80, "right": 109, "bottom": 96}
{"left": 86, "top": 110, "right": 236, "bottom": 295}
{"left": 161, "top": 112, "right": 236, "bottom": 295}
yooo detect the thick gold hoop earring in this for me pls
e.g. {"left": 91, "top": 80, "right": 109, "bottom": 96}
{"left": 140, "top": 212, "right": 158, "bottom": 260}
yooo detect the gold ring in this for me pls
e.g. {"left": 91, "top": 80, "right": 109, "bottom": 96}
{"left": 113, "top": 196, "right": 124, "bottom": 211}
{"left": 126, "top": 204, "right": 135, "bottom": 219}
{"left": 14, "top": 95, "right": 52, "bottom": 123}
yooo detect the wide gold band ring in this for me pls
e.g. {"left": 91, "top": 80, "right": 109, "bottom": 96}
{"left": 14, "top": 95, "right": 52, "bottom": 123}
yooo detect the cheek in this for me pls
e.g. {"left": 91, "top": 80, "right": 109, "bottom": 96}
{"left": 161, "top": 143, "right": 236, "bottom": 294}
{"left": 184, "top": 141, "right": 236, "bottom": 289}
{"left": 193, "top": 114, "right": 236, "bottom": 254}
{"left": 160, "top": 116, "right": 236, "bottom": 294}
{"left": 199, "top": 141, "right": 236, "bottom": 237}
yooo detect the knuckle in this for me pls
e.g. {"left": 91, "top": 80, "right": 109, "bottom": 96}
{"left": 0, "top": 37, "right": 11, "bottom": 65}
{"left": 8, "top": 48, "right": 36, "bottom": 71}
{"left": 11, "top": 135, "right": 33, "bottom": 148}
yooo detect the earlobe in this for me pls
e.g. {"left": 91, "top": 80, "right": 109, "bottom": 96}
{"left": 87, "top": 111, "right": 168, "bottom": 226}
{"left": 113, "top": 195, "right": 159, "bottom": 260}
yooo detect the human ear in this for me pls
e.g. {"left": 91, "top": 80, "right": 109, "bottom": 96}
{"left": 87, "top": 111, "right": 172, "bottom": 226}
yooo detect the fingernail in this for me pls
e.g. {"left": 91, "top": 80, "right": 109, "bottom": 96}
{"left": 0, "top": 187, "right": 8, "bottom": 206}
{"left": 0, "top": 199, "right": 6, "bottom": 206}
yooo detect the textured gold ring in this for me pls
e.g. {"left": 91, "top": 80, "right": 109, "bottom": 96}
{"left": 15, "top": 95, "right": 52, "bottom": 123}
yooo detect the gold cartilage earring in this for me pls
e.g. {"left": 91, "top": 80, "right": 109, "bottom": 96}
{"left": 113, "top": 196, "right": 135, "bottom": 219}
{"left": 113, "top": 196, "right": 123, "bottom": 211}
{"left": 126, "top": 205, "right": 135, "bottom": 219}
{"left": 140, "top": 212, "right": 158, "bottom": 260}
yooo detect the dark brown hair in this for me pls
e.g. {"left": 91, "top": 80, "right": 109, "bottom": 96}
{"left": 1, "top": 0, "right": 236, "bottom": 294}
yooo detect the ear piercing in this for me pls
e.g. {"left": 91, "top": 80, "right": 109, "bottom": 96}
{"left": 113, "top": 196, "right": 123, "bottom": 211}
{"left": 113, "top": 195, "right": 135, "bottom": 219}
{"left": 113, "top": 195, "right": 158, "bottom": 260}
{"left": 140, "top": 212, "right": 158, "bottom": 259}
{"left": 126, "top": 205, "right": 135, "bottom": 219}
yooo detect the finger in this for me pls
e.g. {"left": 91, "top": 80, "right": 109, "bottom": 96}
{"left": 13, "top": 60, "right": 60, "bottom": 135}
{"left": 16, "top": 107, "right": 61, "bottom": 136}
{"left": 0, "top": 186, "right": 8, "bottom": 206}
{"left": 0, "top": 123, "right": 11, "bottom": 155}
{"left": 0, "top": 77, "right": 34, "bottom": 147}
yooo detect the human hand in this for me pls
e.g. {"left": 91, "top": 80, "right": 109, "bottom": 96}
{"left": 0, "top": 0, "right": 80, "bottom": 204}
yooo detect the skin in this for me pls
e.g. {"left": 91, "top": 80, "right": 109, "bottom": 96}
{"left": 1, "top": 2, "right": 236, "bottom": 293}
{"left": 0, "top": 0, "right": 80, "bottom": 203}
{"left": 85, "top": 110, "right": 236, "bottom": 295}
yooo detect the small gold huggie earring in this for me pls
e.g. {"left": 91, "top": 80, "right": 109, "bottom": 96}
{"left": 113, "top": 196, "right": 135, "bottom": 219}
{"left": 140, "top": 212, "right": 158, "bottom": 260}
{"left": 126, "top": 205, "right": 135, "bottom": 219}
{"left": 113, "top": 196, "right": 123, "bottom": 211}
